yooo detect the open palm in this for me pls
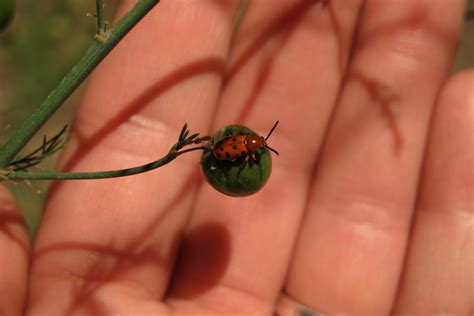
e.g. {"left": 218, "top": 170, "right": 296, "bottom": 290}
{"left": 1, "top": 1, "right": 472, "bottom": 315}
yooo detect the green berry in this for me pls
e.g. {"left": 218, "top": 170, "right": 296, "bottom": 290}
{"left": 201, "top": 125, "right": 273, "bottom": 197}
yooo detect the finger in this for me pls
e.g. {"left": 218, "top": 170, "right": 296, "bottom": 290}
{"left": 393, "top": 70, "right": 474, "bottom": 314}
{"left": 285, "top": 0, "right": 465, "bottom": 313}
{"left": 27, "top": 0, "right": 239, "bottom": 314}
{"left": 0, "top": 186, "right": 29, "bottom": 316}
{"left": 166, "top": 0, "right": 364, "bottom": 313}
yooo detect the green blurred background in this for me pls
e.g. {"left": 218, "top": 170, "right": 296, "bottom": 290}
{"left": 0, "top": 0, "right": 473, "bottom": 237}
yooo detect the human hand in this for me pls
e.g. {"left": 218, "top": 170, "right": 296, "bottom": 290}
{"left": 1, "top": 0, "right": 472, "bottom": 315}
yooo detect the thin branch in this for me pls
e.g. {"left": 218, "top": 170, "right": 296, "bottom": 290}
{"left": 2, "top": 147, "right": 205, "bottom": 180}
{"left": 1, "top": 124, "right": 210, "bottom": 181}
{"left": 96, "top": 0, "right": 106, "bottom": 34}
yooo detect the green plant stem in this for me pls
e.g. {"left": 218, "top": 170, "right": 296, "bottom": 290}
{"left": 2, "top": 146, "right": 205, "bottom": 181}
{"left": 0, "top": 0, "right": 160, "bottom": 168}
{"left": 96, "top": 0, "right": 106, "bottom": 34}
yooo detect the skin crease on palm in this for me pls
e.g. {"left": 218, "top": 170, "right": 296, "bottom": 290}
{"left": 0, "top": 0, "right": 472, "bottom": 315}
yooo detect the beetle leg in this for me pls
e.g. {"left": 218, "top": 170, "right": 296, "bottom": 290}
{"left": 236, "top": 157, "right": 248, "bottom": 178}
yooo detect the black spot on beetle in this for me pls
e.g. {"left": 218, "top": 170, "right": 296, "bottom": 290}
{"left": 232, "top": 145, "right": 237, "bottom": 150}
{"left": 225, "top": 152, "right": 230, "bottom": 158}
{"left": 232, "top": 137, "right": 236, "bottom": 142}
{"left": 220, "top": 147, "right": 224, "bottom": 151}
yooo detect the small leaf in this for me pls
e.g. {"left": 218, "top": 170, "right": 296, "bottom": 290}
{"left": 188, "top": 132, "right": 199, "bottom": 141}
{"left": 9, "top": 125, "right": 69, "bottom": 171}
{"left": 178, "top": 123, "right": 188, "bottom": 141}
{"left": 182, "top": 129, "right": 190, "bottom": 141}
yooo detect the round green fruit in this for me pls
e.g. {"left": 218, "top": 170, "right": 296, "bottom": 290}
{"left": 201, "top": 125, "right": 273, "bottom": 197}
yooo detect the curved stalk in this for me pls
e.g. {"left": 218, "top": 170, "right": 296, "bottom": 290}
{"left": 1, "top": 123, "right": 210, "bottom": 181}
{"left": 1, "top": 146, "right": 205, "bottom": 181}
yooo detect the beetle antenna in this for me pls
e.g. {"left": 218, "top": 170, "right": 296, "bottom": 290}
{"left": 265, "top": 120, "right": 279, "bottom": 141}
{"left": 265, "top": 145, "right": 279, "bottom": 155}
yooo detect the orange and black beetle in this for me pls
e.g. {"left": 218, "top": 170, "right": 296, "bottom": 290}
{"left": 212, "top": 121, "right": 279, "bottom": 161}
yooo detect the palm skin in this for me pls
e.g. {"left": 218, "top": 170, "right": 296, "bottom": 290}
{"left": 1, "top": 1, "right": 472, "bottom": 315}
